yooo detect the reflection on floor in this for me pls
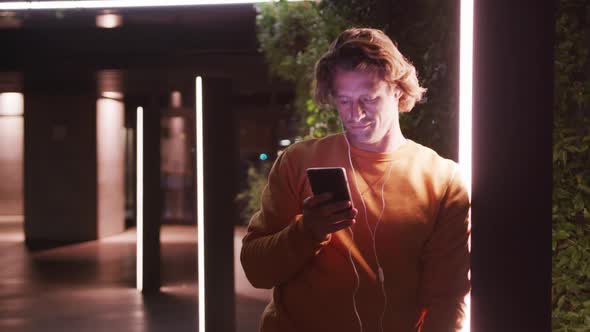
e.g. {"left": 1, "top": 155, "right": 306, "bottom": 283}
{"left": 0, "top": 219, "right": 271, "bottom": 332}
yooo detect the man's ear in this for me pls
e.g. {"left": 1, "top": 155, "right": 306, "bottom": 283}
{"left": 393, "top": 87, "right": 403, "bottom": 100}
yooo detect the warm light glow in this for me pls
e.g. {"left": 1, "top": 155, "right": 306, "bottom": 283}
{"left": 97, "top": 98, "right": 124, "bottom": 123}
{"left": 334, "top": 231, "right": 377, "bottom": 282}
{"left": 96, "top": 13, "right": 122, "bottom": 28}
{"left": 459, "top": 0, "right": 473, "bottom": 331}
{"left": 0, "top": 0, "right": 305, "bottom": 10}
{"left": 171, "top": 91, "right": 182, "bottom": 108}
{"left": 0, "top": 215, "right": 24, "bottom": 223}
{"left": 0, "top": 230, "right": 24, "bottom": 242}
{"left": 0, "top": 11, "right": 18, "bottom": 17}
{"left": 0, "top": 11, "right": 22, "bottom": 28}
{"left": 0, "top": 93, "right": 24, "bottom": 116}
{"left": 460, "top": 0, "right": 473, "bottom": 198}
{"left": 195, "top": 76, "right": 205, "bottom": 332}
{"left": 0, "top": 116, "right": 24, "bottom": 220}
{"left": 101, "top": 91, "right": 124, "bottom": 100}
{"left": 96, "top": 97, "right": 125, "bottom": 238}
{"left": 136, "top": 106, "right": 144, "bottom": 291}
{"left": 0, "top": 116, "right": 23, "bottom": 161}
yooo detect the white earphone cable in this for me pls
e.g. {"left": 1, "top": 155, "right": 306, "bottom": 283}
{"left": 348, "top": 226, "right": 364, "bottom": 332}
{"left": 376, "top": 160, "right": 395, "bottom": 332}
{"left": 342, "top": 129, "right": 365, "bottom": 332}
{"left": 342, "top": 129, "right": 394, "bottom": 332}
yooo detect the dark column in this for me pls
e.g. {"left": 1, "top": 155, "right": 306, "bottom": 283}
{"left": 201, "top": 78, "right": 237, "bottom": 332}
{"left": 23, "top": 70, "right": 127, "bottom": 250}
{"left": 137, "top": 96, "right": 162, "bottom": 293}
{"left": 471, "top": 2, "right": 554, "bottom": 331}
{"left": 23, "top": 71, "right": 98, "bottom": 249}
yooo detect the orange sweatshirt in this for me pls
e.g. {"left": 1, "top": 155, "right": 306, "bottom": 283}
{"left": 240, "top": 133, "right": 470, "bottom": 332}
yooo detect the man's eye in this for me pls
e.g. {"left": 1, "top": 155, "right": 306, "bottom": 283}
{"left": 363, "top": 97, "right": 378, "bottom": 103}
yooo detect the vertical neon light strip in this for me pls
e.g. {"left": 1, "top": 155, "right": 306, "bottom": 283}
{"left": 136, "top": 106, "right": 144, "bottom": 291}
{"left": 460, "top": 1, "right": 473, "bottom": 195}
{"left": 195, "top": 77, "right": 205, "bottom": 332}
{"left": 459, "top": 0, "right": 473, "bottom": 331}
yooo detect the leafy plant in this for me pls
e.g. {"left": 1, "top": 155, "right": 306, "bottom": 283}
{"left": 388, "top": 0, "right": 460, "bottom": 160}
{"left": 235, "top": 162, "right": 272, "bottom": 225}
{"left": 552, "top": 0, "right": 590, "bottom": 330}
{"left": 255, "top": 0, "right": 345, "bottom": 138}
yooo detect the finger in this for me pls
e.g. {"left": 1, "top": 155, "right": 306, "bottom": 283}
{"left": 302, "top": 195, "right": 322, "bottom": 209}
{"left": 324, "top": 219, "right": 356, "bottom": 234}
{"left": 326, "top": 207, "right": 357, "bottom": 222}
{"left": 305, "top": 192, "right": 333, "bottom": 208}
{"left": 303, "top": 207, "right": 353, "bottom": 229}
{"left": 321, "top": 200, "right": 353, "bottom": 215}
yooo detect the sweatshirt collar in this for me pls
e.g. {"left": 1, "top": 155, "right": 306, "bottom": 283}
{"left": 342, "top": 134, "right": 414, "bottom": 162}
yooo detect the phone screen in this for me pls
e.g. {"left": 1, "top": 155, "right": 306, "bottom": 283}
{"left": 306, "top": 167, "right": 352, "bottom": 205}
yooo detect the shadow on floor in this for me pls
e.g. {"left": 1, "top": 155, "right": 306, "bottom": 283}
{"left": 0, "top": 223, "right": 270, "bottom": 332}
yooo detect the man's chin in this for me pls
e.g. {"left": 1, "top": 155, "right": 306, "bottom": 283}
{"left": 346, "top": 133, "right": 376, "bottom": 146}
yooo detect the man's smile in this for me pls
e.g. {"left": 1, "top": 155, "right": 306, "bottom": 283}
{"left": 348, "top": 122, "right": 371, "bottom": 130}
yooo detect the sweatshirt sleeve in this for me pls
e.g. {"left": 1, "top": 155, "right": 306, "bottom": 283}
{"left": 240, "top": 149, "right": 331, "bottom": 289}
{"left": 418, "top": 165, "right": 471, "bottom": 332}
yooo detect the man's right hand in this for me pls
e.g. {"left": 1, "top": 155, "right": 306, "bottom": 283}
{"left": 301, "top": 193, "right": 358, "bottom": 241}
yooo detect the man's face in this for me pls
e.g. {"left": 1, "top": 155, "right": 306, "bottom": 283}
{"left": 332, "top": 69, "right": 402, "bottom": 147}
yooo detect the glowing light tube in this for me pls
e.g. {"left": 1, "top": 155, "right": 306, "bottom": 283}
{"left": 0, "top": 93, "right": 24, "bottom": 116}
{"left": 459, "top": 0, "right": 473, "bottom": 331}
{"left": 0, "top": 0, "right": 304, "bottom": 10}
{"left": 195, "top": 76, "right": 205, "bottom": 332}
{"left": 460, "top": 0, "right": 473, "bottom": 197}
{"left": 136, "top": 106, "right": 144, "bottom": 291}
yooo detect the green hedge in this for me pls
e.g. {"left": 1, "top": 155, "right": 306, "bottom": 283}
{"left": 552, "top": 0, "right": 590, "bottom": 330}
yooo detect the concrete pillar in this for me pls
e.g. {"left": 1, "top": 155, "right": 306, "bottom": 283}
{"left": 96, "top": 97, "right": 125, "bottom": 238}
{"left": 136, "top": 95, "right": 163, "bottom": 293}
{"left": 0, "top": 114, "right": 24, "bottom": 216}
{"left": 23, "top": 70, "right": 125, "bottom": 249}
{"left": 201, "top": 78, "right": 237, "bottom": 332}
{"left": 0, "top": 86, "right": 24, "bottom": 217}
{"left": 471, "top": 1, "right": 553, "bottom": 331}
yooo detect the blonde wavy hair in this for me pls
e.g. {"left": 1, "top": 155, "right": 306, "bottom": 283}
{"left": 314, "top": 28, "right": 426, "bottom": 113}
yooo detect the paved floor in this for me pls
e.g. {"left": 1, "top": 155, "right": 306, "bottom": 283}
{"left": 0, "top": 218, "right": 271, "bottom": 332}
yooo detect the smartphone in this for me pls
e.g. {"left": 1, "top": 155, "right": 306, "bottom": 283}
{"left": 306, "top": 167, "right": 353, "bottom": 210}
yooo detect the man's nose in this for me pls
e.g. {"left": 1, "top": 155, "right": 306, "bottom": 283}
{"left": 350, "top": 102, "right": 365, "bottom": 121}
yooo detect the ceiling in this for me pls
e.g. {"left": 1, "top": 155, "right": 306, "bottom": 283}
{"left": 0, "top": 3, "right": 294, "bottom": 98}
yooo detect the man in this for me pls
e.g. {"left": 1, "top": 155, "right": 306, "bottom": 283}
{"left": 241, "top": 28, "right": 470, "bottom": 332}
